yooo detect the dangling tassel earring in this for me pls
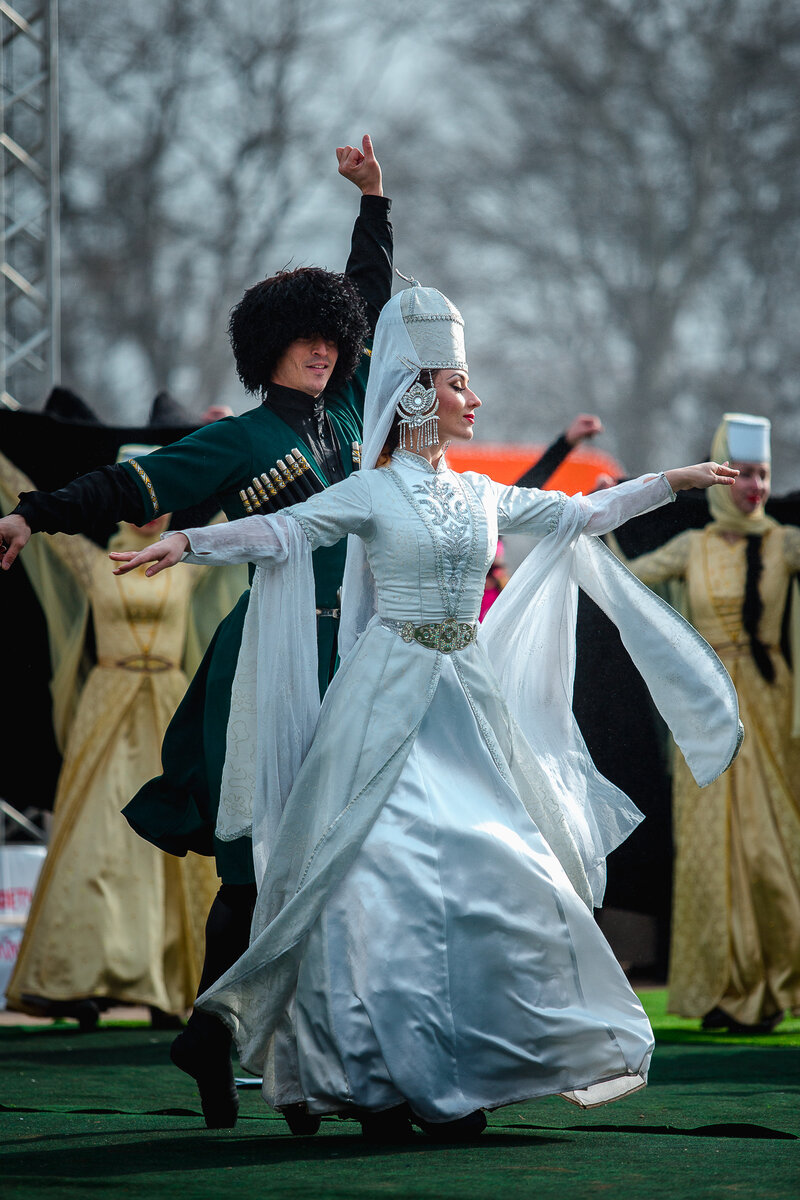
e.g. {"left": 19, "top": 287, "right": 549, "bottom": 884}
{"left": 396, "top": 378, "right": 439, "bottom": 450}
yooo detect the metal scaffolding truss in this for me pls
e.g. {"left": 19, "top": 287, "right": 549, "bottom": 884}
{"left": 1, "top": 0, "right": 60, "bottom": 410}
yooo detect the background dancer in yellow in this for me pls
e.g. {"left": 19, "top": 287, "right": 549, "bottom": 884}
{"left": 624, "top": 413, "right": 800, "bottom": 1033}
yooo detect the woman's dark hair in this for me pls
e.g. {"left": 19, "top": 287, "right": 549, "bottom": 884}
{"left": 743, "top": 534, "right": 775, "bottom": 683}
{"left": 228, "top": 267, "right": 369, "bottom": 395}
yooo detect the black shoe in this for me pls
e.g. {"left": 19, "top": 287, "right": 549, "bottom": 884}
{"left": 73, "top": 999, "right": 101, "bottom": 1033}
{"left": 33, "top": 997, "right": 101, "bottom": 1032}
{"left": 726, "top": 1011, "right": 784, "bottom": 1036}
{"left": 701, "top": 1007, "right": 730, "bottom": 1030}
{"left": 701, "top": 1007, "right": 783, "bottom": 1035}
{"left": 280, "top": 1102, "right": 322, "bottom": 1136}
{"left": 149, "top": 1007, "right": 185, "bottom": 1031}
{"left": 170, "top": 1021, "right": 239, "bottom": 1129}
{"left": 357, "top": 1103, "right": 415, "bottom": 1144}
{"left": 414, "top": 1110, "right": 487, "bottom": 1141}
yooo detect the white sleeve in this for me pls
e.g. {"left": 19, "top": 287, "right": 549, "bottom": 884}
{"left": 489, "top": 478, "right": 568, "bottom": 537}
{"left": 576, "top": 474, "right": 676, "bottom": 536}
{"left": 490, "top": 472, "right": 674, "bottom": 539}
{"left": 175, "top": 473, "right": 375, "bottom": 565}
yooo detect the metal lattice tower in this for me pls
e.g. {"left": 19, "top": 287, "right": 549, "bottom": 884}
{"left": 1, "top": 0, "right": 60, "bottom": 410}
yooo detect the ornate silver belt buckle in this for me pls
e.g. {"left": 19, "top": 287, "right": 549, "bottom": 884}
{"left": 398, "top": 617, "right": 476, "bottom": 653}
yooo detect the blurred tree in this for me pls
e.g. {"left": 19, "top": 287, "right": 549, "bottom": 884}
{"left": 397, "top": 0, "right": 800, "bottom": 479}
{"left": 44, "top": 0, "right": 800, "bottom": 480}
{"left": 55, "top": 0, "right": 400, "bottom": 422}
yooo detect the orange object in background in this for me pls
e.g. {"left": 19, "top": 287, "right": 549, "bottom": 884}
{"left": 446, "top": 443, "right": 624, "bottom": 495}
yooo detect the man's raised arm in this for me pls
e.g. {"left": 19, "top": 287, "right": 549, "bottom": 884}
{"left": 337, "top": 135, "right": 393, "bottom": 333}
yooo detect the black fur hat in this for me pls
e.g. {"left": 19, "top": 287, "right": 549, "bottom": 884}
{"left": 229, "top": 266, "right": 369, "bottom": 395}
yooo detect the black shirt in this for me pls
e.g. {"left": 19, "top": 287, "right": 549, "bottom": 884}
{"left": 263, "top": 383, "right": 346, "bottom": 486}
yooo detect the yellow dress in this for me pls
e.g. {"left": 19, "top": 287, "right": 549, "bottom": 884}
{"left": 1, "top": 450, "right": 220, "bottom": 1016}
{"left": 628, "top": 523, "right": 800, "bottom": 1023}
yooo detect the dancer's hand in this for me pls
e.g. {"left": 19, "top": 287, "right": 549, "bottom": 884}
{"left": 0, "top": 513, "right": 31, "bottom": 571}
{"left": 110, "top": 532, "right": 189, "bottom": 576}
{"left": 664, "top": 462, "right": 739, "bottom": 491}
{"left": 337, "top": 134, "right": 383, "bottom": 196}
{"left": 565, "top": 414, "right": 603, "bottom": 446}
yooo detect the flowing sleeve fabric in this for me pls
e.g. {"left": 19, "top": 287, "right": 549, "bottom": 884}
{"left": 481, "top": 473, "right": 741, "bottom": 906}
{"left": 180, "top": 473, "right": 374, "bottom": 565}
{"left": 492, "top": 472, "right": 676, "bottom": 538}
{"left": 178, "top": 476, "right": 374, "bottom": 886}
{"left": 181, "top": 514, "right": 250, "bottom": 681}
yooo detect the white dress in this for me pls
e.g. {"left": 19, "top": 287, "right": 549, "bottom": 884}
{"left": 182, "top": 452, "right": 738, "bottom": 1121}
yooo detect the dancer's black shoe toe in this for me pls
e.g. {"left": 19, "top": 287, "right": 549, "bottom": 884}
{"left": 280, "top": 1102, "right": 322, "bottom": 1136}
{"left": 28, "top": 996, "right": 101, "bottom": 1032}
{"left": 726, "top": 1011, "right": 783, "bottom": 1035}
{"left": 149, "top": 1006, "right": 185, "bottom": 1031}
{"left": 701, "top": 1007, "right": 783, "bottom": 1035}
{"left": 357, "top": 1103, "right": 415, "bottom": 1143}
{"left": 415, "top": 1110, "right": 487, "bottom": 1141}
{"left": 701, "top": 1006, "right": 729, "bottom": 1030}
{"left": 170, "top": 1024, "right": 239, "bottom": 1129}
{"left": 73, "top": 999, "right": 101, "bottom": 1033}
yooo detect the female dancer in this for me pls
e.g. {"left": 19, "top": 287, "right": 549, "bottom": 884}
{"left": 623, "top": 413, "right": 800, "bottom": 1033}
{"left": 112, "top": 283, "right": 741, "bottom": 1137}
{"left": 1, "top": 446, "right": 219, "bottom": 1028}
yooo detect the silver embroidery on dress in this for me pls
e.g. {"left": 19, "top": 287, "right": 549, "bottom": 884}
{"left": 411, "top": 474, "right": 472, "bottom": 603}
{"left": 387, "top": 460, "right": 479, "bottom": 620}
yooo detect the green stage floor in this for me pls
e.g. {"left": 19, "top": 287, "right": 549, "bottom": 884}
{"left": 2, "top": 990, "right": 798, "bottom": 1200}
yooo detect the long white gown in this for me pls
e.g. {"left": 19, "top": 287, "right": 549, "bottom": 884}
{"left": 181, "top": 451, "right": 740, "bottom": 1122}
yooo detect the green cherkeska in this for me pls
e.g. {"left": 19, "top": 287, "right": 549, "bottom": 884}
{"left": 122, "top": 353, "right": 369, "bottom": 884}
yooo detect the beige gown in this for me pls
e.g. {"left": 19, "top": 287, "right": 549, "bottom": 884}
{"left": 628, "top": 523, "right": 800, "bottom": 1024}
{"left": 1, "top": 450, "right": 219, "bottom": 1016}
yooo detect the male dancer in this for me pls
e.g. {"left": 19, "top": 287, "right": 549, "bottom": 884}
{"left": 0, "top": 135, "right": 392, "bottom": 1130}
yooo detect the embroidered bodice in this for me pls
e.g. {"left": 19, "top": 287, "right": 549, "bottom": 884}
{"left": 289, "top": 450, "right": 560, "bottom": 624}
{"left": 365, "top": 453, "right": 490, "bottom": 622}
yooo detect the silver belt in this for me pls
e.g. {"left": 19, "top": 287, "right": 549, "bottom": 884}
{"left": 316, "top": 607, "right": 340, "bottom": 620}
{"left": 381, "top": 616, "right": 478, "bottom": 653}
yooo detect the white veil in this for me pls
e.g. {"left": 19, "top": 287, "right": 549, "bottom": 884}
{"left": 338, "top": 280, "right": 467, "bottom": 656}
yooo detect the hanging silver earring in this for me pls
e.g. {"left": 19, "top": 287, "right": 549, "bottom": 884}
{"left": 396, "top": 380, "right": 439, "bottom": 450}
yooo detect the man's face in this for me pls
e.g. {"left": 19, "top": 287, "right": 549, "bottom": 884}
{"left": 271, "top": 336, "right": 339, "bottom": 397}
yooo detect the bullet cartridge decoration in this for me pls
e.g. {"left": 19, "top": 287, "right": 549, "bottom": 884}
{"left": 239, "top": 448, "right": 326, "bottom": 514}
{"left": 289, "top": 449, "right": 325, "bottom": 495}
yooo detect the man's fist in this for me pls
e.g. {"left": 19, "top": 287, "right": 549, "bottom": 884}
{"left": 565, "top": 414, "right": 603, "bottom": 447}
{"left": 336, "top": 134, "right": 383, "bottom": 197}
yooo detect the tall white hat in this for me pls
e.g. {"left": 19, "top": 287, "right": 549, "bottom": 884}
{"left": 398, "top": 283, "right": 467, "bottom": 371}
{"left": 717, "top": 413, "right": 771, "bottom": 464}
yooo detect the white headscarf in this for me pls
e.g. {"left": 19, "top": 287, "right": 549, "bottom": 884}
{"left": 338, "top": 281, "right": 467, "bottom": 656}
{"left": 708, "top": 412, "right": 774, "bottom": 535}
